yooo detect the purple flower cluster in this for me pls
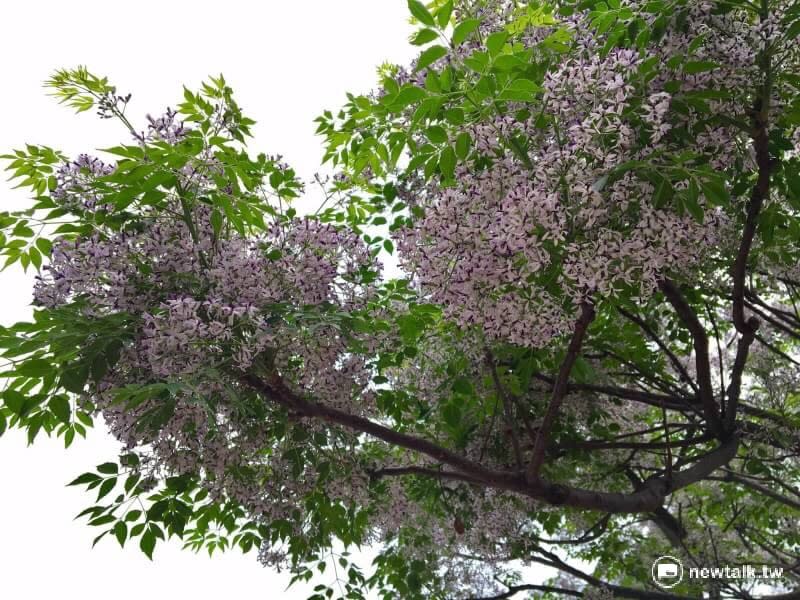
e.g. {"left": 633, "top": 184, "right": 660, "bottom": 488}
{"left": 134, "top": 107, "right": 189, "bottom": 144}
{"left": 394, "top": 1, "right": 763, "bottom": 348}
{"left": 34, "top": 102, "right": 381, "bottom": 518}
{"left": 51, "top": 154, "right": 115, "bottom": 211}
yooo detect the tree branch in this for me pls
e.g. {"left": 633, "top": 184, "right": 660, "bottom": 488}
{"left": 659, "top": 278, "right": 723, "bottom": 437}
{"left": 710, "top": 472, "right": 800, "bottom": 512}
{"left": 724, "top": 321, "right": 759, "bottom": 433}
{"left": 530, "top": 373, "right": 692, "bottom": 411}
{"left": 556, "top": 434, "right": 712, "bottom": 453}
{"left": 472, "top": 583, "right": 583, "bottom": 599}
{"left": 527, "top": 546, "right": 698, "bottom": 600}
{"left": 368, "top": 465, "right": 484, "bottom": 486}
{"left": 242, "top": 369, "right": 739, "bottom": 514}
{"left": 484, "top": 348, "right": 525, "bottom": 468}
{"left": 617, "top": 305, "right": 698, "bottom": 393}
{"left": 732, "top": 91, "right": 772, "bottom": 335}
{"left": 526, "top": 301, "right": 595, "bottom": 482}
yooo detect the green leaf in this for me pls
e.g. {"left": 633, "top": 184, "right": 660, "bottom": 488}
{"left": 452, "top": 377, "right": 473, "bottom": 395}
{"left": 786, "top": 19, "right": 800, "bottom": 41}
{"left": 453, "top": 18, "right": 480, "bottom": 46}
{"left": 392, "top": 85, "right": 427, "bottom": 109}
{"left": 17, "top": 358, "right": 52, "bottom": 378}
{"left": 88, "top": 514, "right": 116, "bottom": 527}
{"left": 210, "top": 209, "right": 223, "bottom": 237}
{"left": 91, "top": 354, "right": 108, "bottom": 382}
{"left": 684, "top": 179, "right": 704, "bottom": 222}
{"left": 683, "top": 60, "right": 718, "bottom": 74}
{"left": 687, "top": 32, "right": 709, "bottom": 54}
{"left": 498, "top": 78, "right": 541, "bottom": 102}
{"left": 455, "top": 132, "right": 471, "bottom": 159}
{"left": 541, "top": 27, "right": 573, "bottom": 53}
{"left": 653, "top": 176, "right": 674, "bottom": 208}
{"left": 571, "top": 356, "right": 595, "bottom": 383}
{"left": 28, "top": 248, "right": 42, "bottom": 270}
{"left": 67, "top": 472, "right": 101, "bottom": 486}
{"left": 96, "top": 477, "right": 117, "bottom": 500}
{"left": 414, "top": 45, "right": 448, "bottom": 72}
{"left": 48, "top": 396, "right": 71, "bottom": 423}
{"left": 12, "top": 223, "right": 35, "bottom": 238}
{"left": 60, "top": 363, "right": 89, "bottom": 394}
{"left": 113, "top": 521, "right": 128, "bottom": 548}
{"left": 26, "top": 413, "right": 43, "bottom": 443}
{"left": 425, "top": 70, "right": 441, "bottom": 92}
{"left": 140, "top": 529, "right": 156, "bottom": 560}
{"left": 424, "top": 126, "right": 448, "bottom": 144}
{"left": 700, "top": 178, "right": 730, "bottom": 206}
{"left": 486, "top": 31, "right": 509, "bottom": 56}
{"left": 166, "top": 474, "right": 192, "bottom": 493}
{"left": 411, "top": 28, "right": 438, "bottom": 45}
{"left": 97, "top": 462, "right": 118, "bottom": 474}
{"left": 786, "top": 169, "right": 800, "bottom": 208}
{"left": 493, "top": 54, "right": 524, "bottom": 71}
{"left": 436, "top": 0, "right": 453, "bottom": 28}
{"left": 35, "top": 238, "right": 52, "bottom": 255}
{"left": 123, "top": 475, "right": 141, "bottom": 496}
{"left": 442, "top": 402, "right": 461, "bottom": 429}
{"left": 91, "top": 531, "right": 108, "bottom": 548}
{"left": 408, "top": 0, "right": 435, "bottom": 27}
{"left": 3, "top": 390, "right": 26, "bottom": 415}
{"left": 397, "top": 314, "right": 423, "bottom": 343}
{"left": 439, "top": 146, "right": 456, "bottom": 180}
{"left": 444, "top": 107, "right": 464, "bottom": 125}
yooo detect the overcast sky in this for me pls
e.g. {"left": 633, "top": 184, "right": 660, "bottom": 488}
{"left": 0, "top": 2, "right": 415, "bottom": 598}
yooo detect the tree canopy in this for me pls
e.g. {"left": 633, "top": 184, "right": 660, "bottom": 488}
{"left": 1, "top": 0, "right": 800, "bottom": 598}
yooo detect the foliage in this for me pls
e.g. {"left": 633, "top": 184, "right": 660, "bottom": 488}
{"left": 2, "top": 1, "right": 800, "bottom": 598}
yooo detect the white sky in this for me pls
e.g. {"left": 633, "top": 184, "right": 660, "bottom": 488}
{"left": 0, "top": 2, "right": 416, "bottom": 597}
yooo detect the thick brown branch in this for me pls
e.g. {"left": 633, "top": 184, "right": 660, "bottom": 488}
{"left": 744, "top": 299, "right": 800, "bottom": 341}
{"left": 724, "top": 322, "right": 759, "bottom": 433}
{"left": 244, "top": 371, "right": 497, "bottom": 479}
{"left": 625, "top": 469, "right": 686, "bottom": 547}
{"left": 531, "top": 373, "right": 692, "bottom": 410}
{"left": 745, "top": 290, "right": 800, "bottom": 329}
{"left": 534, "top": 372, "right": 790, "bottom": 441}
{"left": 659, "top": 278, "right": 723, "bottom": 437}
{"left": 526, "top": 301, "right": 595, "bottom": 482}
{"left": 368, "top": 465, "right": 485, "bottom": 486}
{"left": 732, "top": 93, "right": 772, "bottom": 335}
{"left": 555, "top": 434, "right": 712, "bottom": 453}
{"left": 242, "top": 371, "right": 739, "bottom": 514}
{"left": 473, "top": 584, "right": 583, "bottom": 599}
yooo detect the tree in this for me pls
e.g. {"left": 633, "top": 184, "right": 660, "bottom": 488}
{"left": 1, "top": 0, "right": 799, "bottom": 597}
